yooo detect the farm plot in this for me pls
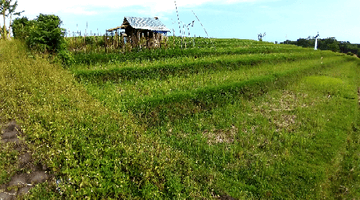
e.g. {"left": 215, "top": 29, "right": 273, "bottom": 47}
{"left": 73, "top": 51, "right": 329, "bottom": 82}
{"left": 78, "top": 51, "right": 342, "bottom": 117}
{"left": 71, "top": 39, "right": 360, "bottom": 198}
{"left": 143, "top": 60, "right": 360, "bottom": 199}
{"left": 71, "top": 38, "right": 311, "bottom": 67}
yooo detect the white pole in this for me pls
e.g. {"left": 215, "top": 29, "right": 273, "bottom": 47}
{"left": 314, "top": 38, "right": 318, "bottom": 50}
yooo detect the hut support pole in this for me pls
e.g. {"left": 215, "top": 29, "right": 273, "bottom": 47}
{"left": 104, "top": 33, "right": 107, "bottom": 53}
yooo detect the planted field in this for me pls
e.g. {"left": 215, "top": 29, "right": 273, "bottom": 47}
{"left": 71, "top": 38, "right": 311, "bottom": 66}
{"left": 1, "top": 39, "right": 360, "bottom": 199}
{"left": 80, "top": 53, "right": 342, "bottom": 112}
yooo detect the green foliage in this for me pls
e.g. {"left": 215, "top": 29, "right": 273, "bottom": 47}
{"left": 347, "top": 51, "right": 354, "bottom": 56}
{"left": 90, "top": 55, "right": 344, "bottom": 126}
{"left": 70, "top": 41, "right": 309, "bottom": 66}
{"left": 1, "top": 0, "right": 21, "bottom": 40}
{"left": 72, "top": 51, "right": 332, "bottom": 83}
{"left": 282, "top": 37, "right": 359, "bottom": 55}
{"left": 12, "top": 16, "right": 29, "bottom": 39}
{"left": 13, "top": 14, "right": 64, "bottom": 53}
{"left": 12, "top": 14, "right": 75, "bottom": 66}
{"left": 26, "top": 14, "right": 65, "bottom": 53}
{"left": 324, "top": 38, "right": 340, "bottom": 52}
{"left": 57, "top": 49, "right": 75, "bottom": 66}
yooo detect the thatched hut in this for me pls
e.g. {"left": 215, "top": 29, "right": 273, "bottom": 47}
{"left": 107, "top": 17, "right": 170, "bottom": 48}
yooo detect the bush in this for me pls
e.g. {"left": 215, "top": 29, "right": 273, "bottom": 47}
{"left": 12, "top": 16, "right": 31, "bottom": 39}
{"left": 13, "top": 14, "right": 74, "bottom": 66}
{"left": 57, "top": 50, "right": 75, "bottom": 66}
{"left": 28, "top": 14, "right": 65, "bottom": 53}
{"left": 13, "top": 14, "right": 64, "bottom": 53}
{"left": 347, "top": 52, "right": 354, "bottom": 56}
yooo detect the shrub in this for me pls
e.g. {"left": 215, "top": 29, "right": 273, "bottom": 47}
{"left": 347, "top": 52, "right": 354, "bottom": 56}
{"left": 13, "top": 14, "right": 74, "bottom": 66}
{"left": 13, "top": 14, "right": 64, "bottom": 53}
{"left": 12, "top": 16, "right": 30, "bottom": 39}
{"left": 57, "top": 49, "right": 75, "bottom": 66}
{"left": 28, "top": 14, "right": 65, "bottom": 53}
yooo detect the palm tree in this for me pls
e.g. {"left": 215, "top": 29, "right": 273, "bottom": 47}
{"left": 1, "top": 0, "right": 23, "bottom": 40}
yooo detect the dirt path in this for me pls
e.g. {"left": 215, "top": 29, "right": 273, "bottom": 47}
{"left": 0, "top": 121, "right": 53, "bottom": 200}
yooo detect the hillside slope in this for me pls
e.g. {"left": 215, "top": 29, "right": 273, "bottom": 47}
{"left": 1, "top": 39, "right": 360, "bottom": 199}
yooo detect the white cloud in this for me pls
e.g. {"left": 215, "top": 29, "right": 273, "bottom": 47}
{"left": 17, "top": 0, "right": 267, "bottom": 17}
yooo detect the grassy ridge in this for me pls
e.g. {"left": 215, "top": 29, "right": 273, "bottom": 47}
{"left": 73, "top": 51, "right": 334, "bottom": 83}
{"left": 128, "top": 56, "right": 348, "bottom": 125}
{"left": 73, "top": 45, "right": 308, "bottom": 66}
{"left": 71, "top": 37, "right": 309, "bottom": 66}
{"left": 81, "top": 56, "right": 344, "bottom": 120}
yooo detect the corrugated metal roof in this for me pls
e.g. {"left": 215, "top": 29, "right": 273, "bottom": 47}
{"left": 124, "top": 17, "right": 171, "bottom": 32}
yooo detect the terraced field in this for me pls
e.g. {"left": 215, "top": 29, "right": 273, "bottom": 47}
{"left": 69, "top": 39, "right": 360, "bottom": 198}
{"left": 1, "top": 38, "right": 360, "bottom": 199}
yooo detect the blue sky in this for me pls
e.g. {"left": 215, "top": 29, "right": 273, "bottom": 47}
{"left": 15, "top": 0, "right": 360, "bottom": 43}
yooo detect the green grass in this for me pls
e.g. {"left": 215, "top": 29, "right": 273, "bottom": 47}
{"left": 70, "top": 37, "right": 310, "bottom": 66}
{"left": 1, "top": 38, "right": 360, "bottom": 199}
{"left": 72, "top": 51, "right": 332, "bottom": 83}
{"left": 81, "top": 55, "right": 341, "bottom": 112}
{"left": 143, "top": 60, "right": 360, "bottom": 198}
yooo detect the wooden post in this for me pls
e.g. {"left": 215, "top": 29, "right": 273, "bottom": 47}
{"left": 146, "top": 31, "right": 150, "bottom": 49}
{"left": 137, "top": 31, "right": 141, "bottom": 48}
{"left": 111, "top": 32, "right": 114, "bottom": 51}
{"left": 120, "top": 34, "right": 124, "bottom": 50}
{"left": 104, "top": 33, "right": 107, "bottom": 53}
{"left": 115, "top": 31, "right": 118, "bottom": 49}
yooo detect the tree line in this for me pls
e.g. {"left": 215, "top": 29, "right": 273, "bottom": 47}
{"left": 281, "top": 37, "right": 360, "bottom": 57}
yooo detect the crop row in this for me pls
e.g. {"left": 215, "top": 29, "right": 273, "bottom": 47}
{"left": 72, "top": 43, "right": 309, "bottom": 66}
{"left": 74, "top": 51, "right": 333, "bottom": 83}
{"left": 82, "top": 55, "right": 347, "bottom": 126}
{"left": 127, "top": 57, "right": 348, "bottom": 124}
{"left": 146, "top": 59, "right": 360, "bottom": 198}
{"left": 110, "top": 56, "right": 336, "bottom": 100}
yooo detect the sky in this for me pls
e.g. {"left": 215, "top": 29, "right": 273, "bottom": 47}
{"left": 10, "top": 0, "right": 360, "bottom": 43}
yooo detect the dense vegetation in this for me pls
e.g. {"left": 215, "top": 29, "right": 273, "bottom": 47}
{"left": 12, "top": 14, "right": 75, "bottom": 65}
{"left": 1, "top": 36, "right": 360, "bottom": 199}
{"left": 282, "top": 37, "right": 360, "bottom": 57}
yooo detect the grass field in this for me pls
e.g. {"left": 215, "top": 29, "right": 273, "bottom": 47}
{"left": 1, "top": 38, "right": 360, "bottom": 199}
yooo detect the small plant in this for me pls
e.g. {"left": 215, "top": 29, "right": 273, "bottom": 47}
{"left": 347, "top": 51, "right": 354, "bottom": 56}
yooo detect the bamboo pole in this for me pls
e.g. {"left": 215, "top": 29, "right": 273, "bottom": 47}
{"left": 104, "top": 33, "right": 107, "bottom": 53}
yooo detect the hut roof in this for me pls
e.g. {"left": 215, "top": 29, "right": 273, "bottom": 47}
{"left": 121, "top": 17, "right": 171, "bottom": 32}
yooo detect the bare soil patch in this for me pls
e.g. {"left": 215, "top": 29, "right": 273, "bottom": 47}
{"left": 252, "top": 90, "right": 311, "bottom": 132}
{"left": 203, "top": 125, "right": 238, "bottom": 145}
{"left": 0, "top": 121, "right": 53, "bottom": 199}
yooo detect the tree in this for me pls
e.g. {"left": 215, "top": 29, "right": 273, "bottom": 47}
{"left": 14, "top": 14, "right": 66, "bottom": 53}
{"left": 0, "top": 0, "right": 23, "bottom": 40}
